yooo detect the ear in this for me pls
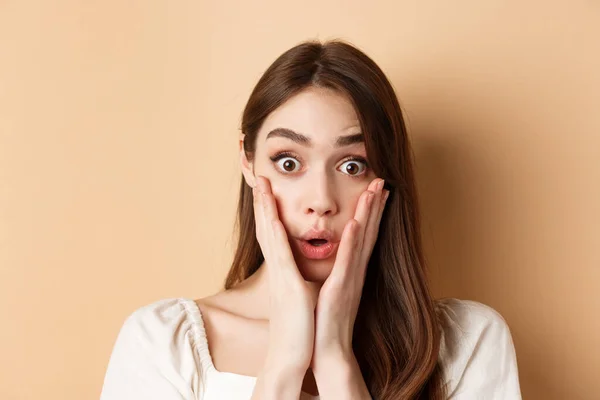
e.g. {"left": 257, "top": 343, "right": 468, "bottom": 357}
{"left": 239, "top": 133, "right": 256, "bottom": 188}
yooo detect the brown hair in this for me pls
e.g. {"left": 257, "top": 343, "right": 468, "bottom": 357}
{"left": 224, "top": 39, "right": 446, "bottom": 399}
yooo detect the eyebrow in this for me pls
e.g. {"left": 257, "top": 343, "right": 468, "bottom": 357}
{"left": 265, "top": 127, "right": 364, "bottom": 148}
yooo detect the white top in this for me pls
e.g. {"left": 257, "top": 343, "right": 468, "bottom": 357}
{"left": 100, "top": 297, "right": 522, "bottom": 399}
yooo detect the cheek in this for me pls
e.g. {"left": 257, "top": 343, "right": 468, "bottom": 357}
{"left": 270, "top": 187, "right": 296, "bottom": 226}
{"left": 343, "top": 185, "right": 367, "bottom": 217}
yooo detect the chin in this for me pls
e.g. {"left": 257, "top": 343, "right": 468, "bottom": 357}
{"left": 288, "top": 236, "right": 338, "bottom": 282}
{"left": 296, "top": 258, "right": 334, "bottom": 283}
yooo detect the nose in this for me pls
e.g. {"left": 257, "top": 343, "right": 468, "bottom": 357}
{"left": 303, "top": 174, "right": 338, "bottom": 217}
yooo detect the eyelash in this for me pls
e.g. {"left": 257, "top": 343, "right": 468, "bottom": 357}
{"left": 269, "top": 151, "right": 369, "bottom": 178}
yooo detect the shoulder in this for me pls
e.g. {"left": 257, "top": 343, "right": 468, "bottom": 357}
{"left": 100, "top": 298, "right": 205, "bottom": 400}
{"left": 123, "top": 297, "right": 200, "bottom": 333}
{"left": 434, "top": 298, "right": 513, "bottom": 366}
{"left": 116, "top": 297, "right": 204, "bottom": 353}
{"left": 434, "top": 298, "right": 522, "bottom": 399}
{"left": 435, "top": 297, "right": 510, "bottom": 339}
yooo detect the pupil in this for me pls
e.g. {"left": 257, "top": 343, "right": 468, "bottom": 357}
{"left": 283, "top": 160, "right": 295, "bottom": 171}
{"left": 346, "top": 163, "right": 358, "bottom": 174}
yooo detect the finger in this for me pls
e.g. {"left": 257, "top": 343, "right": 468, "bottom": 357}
{"left": 256, "top": 176, "right": 302, "bottom": 281}
{"left": 360, "top": 179, "right": 385, "bottom": 255}
{"left": 360, "top": 187, "right": 389, "bottom": 267}
{"left": 327, "top": 218, "right": 359, "bottom": 284}
{"left": 257, "top": 176, "right": 281, "bottom": 231}
{"left": 252, "top": 178, "right": 270, "bottom": 258}
{"left": 270, "top": 218, "right": 302, "bottom": 281}
{"left": 353, "top": 178, "right": 380, "bottom": 247}
{"left": 256, "top": 176, "right": 282, "bottom": 248}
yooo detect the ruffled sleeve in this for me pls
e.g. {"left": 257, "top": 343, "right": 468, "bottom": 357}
{"left": 100, "top": 298, "right": 203, "bottom": 400}
{"left": 435, "top": 298, "right": 522, "bottom": 399}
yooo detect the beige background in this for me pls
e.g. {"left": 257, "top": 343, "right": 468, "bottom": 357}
{"left": 1, "top": 1, "right": 599, "bottom": 399}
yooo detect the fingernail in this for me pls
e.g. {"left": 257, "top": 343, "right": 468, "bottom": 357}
{"left": 384, "top": 190, "right": 390, "bottom": 202}
{"left": 377, "top": 179, "right": 385, "bottom": 192}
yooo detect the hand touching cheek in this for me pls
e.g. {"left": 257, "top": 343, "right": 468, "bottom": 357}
{"left": 311, "top": 178, "right": 389, "bottom": 397}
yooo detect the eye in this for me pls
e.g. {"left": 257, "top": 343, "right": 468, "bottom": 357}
{"left": 339, "top": 158, "right": 368, "bottom": 177}
{"left": 270, "top": 153, "right": 302, "bottom": 173}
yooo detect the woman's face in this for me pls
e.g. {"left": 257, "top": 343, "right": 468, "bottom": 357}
{"left": 241, "top": 86, "right": 378, "bottom": 282}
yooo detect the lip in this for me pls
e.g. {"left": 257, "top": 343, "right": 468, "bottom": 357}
{"left": 299, "top": 228, "right": 335, "bottom": 241}
{"left": 295, "top": 238, "right": 339, "bottom": 260}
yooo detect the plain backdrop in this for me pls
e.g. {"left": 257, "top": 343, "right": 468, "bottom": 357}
{"left": 1, "top": 1, "right": 599, "bottom": 399}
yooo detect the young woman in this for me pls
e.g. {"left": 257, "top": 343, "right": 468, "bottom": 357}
{"left": 100, "top": 40, "right": 522, "bottom": 399}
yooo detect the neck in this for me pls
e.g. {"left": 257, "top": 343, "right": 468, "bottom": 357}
{"left": 228, "top": 261, "right": 323, "bottom": 320}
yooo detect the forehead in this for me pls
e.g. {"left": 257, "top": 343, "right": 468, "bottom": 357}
{"left": 258, "top": 87, "right": 361, "bottom": 142}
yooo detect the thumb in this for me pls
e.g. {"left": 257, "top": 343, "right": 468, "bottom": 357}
{"left": 327, "top": 218, "right": 359, "bottom": 283}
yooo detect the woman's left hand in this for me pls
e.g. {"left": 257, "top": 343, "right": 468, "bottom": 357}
{"left": 310, "top": 178, "right": 389, "bottom": 389}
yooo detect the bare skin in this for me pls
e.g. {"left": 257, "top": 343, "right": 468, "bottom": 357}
{"left": 195, "top": 176, "right": 387, "bottom": 397}
{"left": 196, "top": 270, "right": 320, "bottom": 395}
{"left": 195, "top": 87, "right": 389, "bottom": 398}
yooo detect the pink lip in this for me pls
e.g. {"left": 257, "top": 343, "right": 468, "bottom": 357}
{"left": 295, "top": 238, "right": 339, "bottom": 260}
{"left": 300, "top": 228, "right": 335, "bottom": 241}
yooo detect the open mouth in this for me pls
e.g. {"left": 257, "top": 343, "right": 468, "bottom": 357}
{"left": 307, "top": 238, "right": 329, "bottom": 247}
{"left": 296, "top": 238, "right": 338, "bottom": 260}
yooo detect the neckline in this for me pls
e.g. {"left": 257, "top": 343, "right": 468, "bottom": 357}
{"left": 181, "top": 298, "right": 319, "bottom": 399}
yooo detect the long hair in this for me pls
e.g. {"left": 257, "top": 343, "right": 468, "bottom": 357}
{"left": 224, "top": 39, "right": 447, "bottom": 399}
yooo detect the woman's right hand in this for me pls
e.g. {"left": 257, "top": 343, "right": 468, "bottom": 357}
{"left": 251, "top": 175, "right": 316, "bottom": 398}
